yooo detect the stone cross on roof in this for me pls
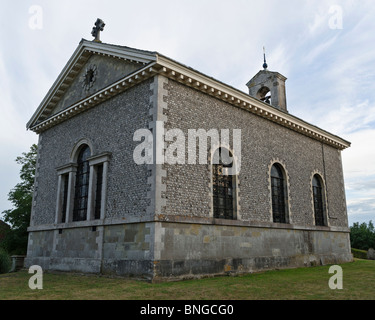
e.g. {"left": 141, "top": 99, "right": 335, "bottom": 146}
{"left": 91, "top": 18, "right": 105, "bottom": 43}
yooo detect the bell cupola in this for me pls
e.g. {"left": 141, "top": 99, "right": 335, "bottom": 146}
{"left": 246, "top": 48, "right": 288, "bottom": 112}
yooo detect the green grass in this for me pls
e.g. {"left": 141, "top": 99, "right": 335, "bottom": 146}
{"left": 0, "top": 259, "right": 374, "bottom": 300}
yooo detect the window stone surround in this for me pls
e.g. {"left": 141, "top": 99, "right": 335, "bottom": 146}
{"left": 55, "top": 152, "right": 111, "bottom": 225}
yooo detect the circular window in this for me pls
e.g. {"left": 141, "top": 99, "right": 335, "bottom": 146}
{"left": 81, "top": 65, "right": 97, "bottom": 91}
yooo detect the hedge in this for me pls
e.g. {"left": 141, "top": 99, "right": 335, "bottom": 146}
{"left": 0, "top": 248, "right": 11, "bottom": 274}
{"left": 351, "top": 248, "right": 368, "bottom": 260}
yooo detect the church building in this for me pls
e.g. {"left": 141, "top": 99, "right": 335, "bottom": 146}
{"left": 25, "top": 21, "right": 353, "bottom": 281}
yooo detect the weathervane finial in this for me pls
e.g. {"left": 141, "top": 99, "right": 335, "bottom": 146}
{"left": 91, "top": 18, "right": 105, "bottom": 43}
{"left": 263, "top": 46, "right": 268, "bottom": 70}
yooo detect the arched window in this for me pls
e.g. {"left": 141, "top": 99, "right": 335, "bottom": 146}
{"left": 271, "top": 163, "right": 288, "bottom": 224}
{"left": 313, "top": 175, "right": 325, "bottom": 226}
{"left": 55, "top": 141, "right": 110, "bottom": 224}
{"left": 212, "top": 148, "right": 237, "bottom": 220}
{"left": 73, "top": 145, "right": 91, "bottom": 222}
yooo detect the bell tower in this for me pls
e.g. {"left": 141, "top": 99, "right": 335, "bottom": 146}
{"left": 246, "top": 48, "right": 288, "bottom": 112}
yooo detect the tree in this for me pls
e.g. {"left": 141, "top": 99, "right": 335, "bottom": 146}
{"left": 350, "top": 221, "right": 375, "bottom": 251}
{"left": 1, "top": 144, "right": 37, "bottom": 255}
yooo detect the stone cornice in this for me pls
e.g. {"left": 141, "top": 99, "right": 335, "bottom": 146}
{"left": 27, "top": 215, "right": 350, "bottom": 233}
{"left": 246, "top": 69, "right": 287, "bottom": 87}
{"left": 87, "top": 152, "right": 112, "bottom": 166}
{"left": 155, "top": 55, "right": 350, "bottom": 150}
{"left": 56, "top": 163, "right": 77, "bottom": 175}
{"left": 28, "top": 42, "right": 351, "bottom": 151}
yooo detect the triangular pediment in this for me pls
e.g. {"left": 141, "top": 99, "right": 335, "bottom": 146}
{"left": 27, "top": 39, "right": 157, "bottom": 129}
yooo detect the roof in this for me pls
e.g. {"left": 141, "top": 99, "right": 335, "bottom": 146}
{"left": 27, "top": 39, "right": 351, "bottom": 150}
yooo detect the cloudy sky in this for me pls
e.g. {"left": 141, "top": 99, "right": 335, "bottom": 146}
{"left": 0, "top": 0, "right": 374, "bottom": 226}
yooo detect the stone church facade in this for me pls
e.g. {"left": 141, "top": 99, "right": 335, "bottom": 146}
{"left": 25, "top": 37, "right": 353, "bottom": 281}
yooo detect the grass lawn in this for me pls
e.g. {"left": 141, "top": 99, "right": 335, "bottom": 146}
{"left": 0, "top": 259, "right": 374, "bottom": 300}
